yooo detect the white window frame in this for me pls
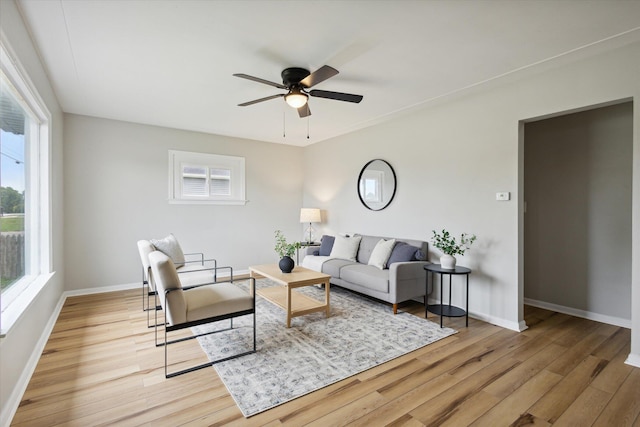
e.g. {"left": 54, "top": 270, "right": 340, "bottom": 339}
{"left": 0, "top": 37, "right": 53, "bottom": 337}
{"left": 168, "top": 150, "right": 246, "bottom": 205}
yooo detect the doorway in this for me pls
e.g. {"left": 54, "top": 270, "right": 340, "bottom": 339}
{"left": 523, "top": 101, "right": 633, "bottom": 327}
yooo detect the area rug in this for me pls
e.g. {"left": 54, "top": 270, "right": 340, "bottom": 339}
{"left": 192, "top": 279, "right": 456, "bottom": 417}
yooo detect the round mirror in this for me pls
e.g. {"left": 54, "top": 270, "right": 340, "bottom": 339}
{"left": 357, "top": 159, "right": 397, "bottom": 211}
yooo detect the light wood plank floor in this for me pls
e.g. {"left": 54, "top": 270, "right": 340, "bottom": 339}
{"left": 11, "top": 285, "right": 640, "bottom": 426}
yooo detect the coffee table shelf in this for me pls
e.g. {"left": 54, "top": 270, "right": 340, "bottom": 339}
{"left": 249, "top": 264, "right": 331, "bottom": 328}
{"left": 257, "top": 286, "right": 327, "bottom": 317}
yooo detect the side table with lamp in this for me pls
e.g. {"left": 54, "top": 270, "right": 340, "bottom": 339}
{"left": 298, "top": 208, "right": 322, "bottom": 264}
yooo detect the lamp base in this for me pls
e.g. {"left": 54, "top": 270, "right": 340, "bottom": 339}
{"left": 304, "top": 223, "right": 315, "bottom": 244}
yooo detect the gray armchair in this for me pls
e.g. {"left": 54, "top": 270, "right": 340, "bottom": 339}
{"left": 148, "top": 250, "right": 256, "bottom": 378}
{"left": 137, "top": 235, "right": 233, "bottom": 328}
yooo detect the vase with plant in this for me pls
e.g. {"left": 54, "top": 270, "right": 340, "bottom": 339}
{"left": 431, "top": 229, "right": 476, "bottom": 269}
{"left": 274, "top": 230, "right": 301, "bottom": 273}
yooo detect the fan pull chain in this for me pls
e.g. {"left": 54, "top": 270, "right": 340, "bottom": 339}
{"left": 283, "top": 111, "right": 286, "bottom": 138}
{"left": 307, "top": 116, "right": 310, "bottom": 139}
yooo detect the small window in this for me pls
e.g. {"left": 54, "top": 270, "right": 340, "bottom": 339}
{"left": 169, "top": 150, "right": 245, "bottom": 205}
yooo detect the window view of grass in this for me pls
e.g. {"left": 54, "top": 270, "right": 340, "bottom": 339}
{"left": 1, "top": 215, "right": 24, "bottom": 232}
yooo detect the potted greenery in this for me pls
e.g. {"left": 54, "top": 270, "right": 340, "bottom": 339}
{"left": 274, "top": 230, "right": 301, "bottom": 273}
{"left": 431, "top": 229, "right": 476, "bottom": 269}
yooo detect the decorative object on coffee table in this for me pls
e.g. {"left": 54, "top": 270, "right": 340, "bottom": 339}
{"left": 299, "top": 208, "right": 321, "bottom": 243}
{"left": 431, "top": 229, "right": 476, "bottom": 270}
{"left": 274, "top": 230, "right": 300, "bottom": 273}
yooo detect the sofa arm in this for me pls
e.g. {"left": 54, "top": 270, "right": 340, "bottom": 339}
{"left": 303, "top": 246, "right": 320, "bottom": 256}
{"left": 389, "top": 261, "right": 431, "bottom": 303}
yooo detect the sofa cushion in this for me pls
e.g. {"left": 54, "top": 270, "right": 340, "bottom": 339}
{"left": 340, "top": 264, "right": 389, "bottom": 293}
{"left": 184, "top": 283, "right": 253, "bottom": 323}
{"left": 318, "top": 235, "right": 335, "bottom": 256}
{"left": 356, "top": 235, "right": 384, "bottom": 264}
{"left": 329, "top": 235, "right": 362, "bottom": 261}
{"left": 150, "top": 234, "right": 186, "bottom": 266}
{"left": 368, "top": 238, "right": 396, "bottom": 269}
{"left": 321, "top": 259, "right": 356, "bottom": 278}
{"left": 388, "top": 242, "right": 421, "bottom": 265}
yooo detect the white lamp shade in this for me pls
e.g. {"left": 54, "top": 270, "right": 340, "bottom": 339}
{"left": 285, "top": 92, "right": 308, "bottom": 108}
{"left": 300, "top": 208, "right": 321, "bottom": 223}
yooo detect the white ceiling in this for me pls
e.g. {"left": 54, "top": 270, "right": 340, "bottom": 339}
{"left": 16, "top": 0, "right": 640, "bottom": 146}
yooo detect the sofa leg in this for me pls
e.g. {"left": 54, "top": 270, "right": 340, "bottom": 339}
{"left": 393, "top": 303, "right": 398, "bottom": 314}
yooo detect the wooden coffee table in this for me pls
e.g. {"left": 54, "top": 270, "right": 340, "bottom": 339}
{"left": 249, "top": 264, "right": 331, "bottom": 328}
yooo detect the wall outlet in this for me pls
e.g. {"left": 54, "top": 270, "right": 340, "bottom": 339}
{"left": 496, "top": 192, "right": 510, "bottom": 201}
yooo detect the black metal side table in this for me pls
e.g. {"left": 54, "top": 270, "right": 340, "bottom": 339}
{"left": 424, "top": 264, "right": 471, "bottom": 328}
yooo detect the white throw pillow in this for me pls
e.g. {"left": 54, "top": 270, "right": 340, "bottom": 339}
{"left": 329, "top": 235, "right": 362, "bottom": 261}
{"left": 368, "top": 238, "right": 396, "bottom": 269}
{"left": 150, "top": 234, "right": 186, "bottom": 266}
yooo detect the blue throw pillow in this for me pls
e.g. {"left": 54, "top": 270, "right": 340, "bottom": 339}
{"left": 387, "top": 242, "right": 420, "bottom": 265}
{"left": 318, "top": 235, "right": 335, "bottom": 256}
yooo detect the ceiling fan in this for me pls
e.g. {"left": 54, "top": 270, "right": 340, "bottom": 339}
{"left": 233, "top": 65, "right": 363, "bottom": 118}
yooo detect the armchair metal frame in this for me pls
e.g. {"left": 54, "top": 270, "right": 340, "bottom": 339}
{"left": 159, "top": 277, "right": 256, "bottom": 378}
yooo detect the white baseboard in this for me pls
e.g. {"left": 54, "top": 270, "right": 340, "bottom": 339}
{"left": 524, "top": 298, "right": 631, "bottom": 328}
{"left": 426, "top": 297, "right": 525, "bottom": 332}
{"left": 625, "top": 353, "right": 640, "bottom": 368}
{"left": 468, "top": 311, "right": 527, "bottom": 332}
{"left": 64, "top": 282, "right": 139, "bottom": 297}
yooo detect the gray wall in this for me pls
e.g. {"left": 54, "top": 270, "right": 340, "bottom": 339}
{"left": 0, "top": 0, "right": 65, "bottom": 423}
{"left": 63, "top": 114, "right": 304, "bottom": 290}
{"left": 302, "top": 39, "right": 640, "bottom": 345}
{"left": 524, "top": 103, "right": 633, "bottom": 322}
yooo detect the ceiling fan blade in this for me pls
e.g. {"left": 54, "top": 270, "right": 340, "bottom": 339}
{"left": 233, "top": 73, "right": 287, "bottom": 89}
{"left": 299, "top": 65, "right": 339, "bottom": 88}
{"left": 309, "top": 89, "right": 363, "bottom": 103}
{"left": 238, "top": 94, "right": 284, "bottom": 106}
{"left": 298, "top": 104, "right": 311, "bottom": 118}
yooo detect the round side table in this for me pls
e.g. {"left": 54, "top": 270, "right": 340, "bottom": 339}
{"left": 424, "top": 264, "right": 472, "bottom": 328}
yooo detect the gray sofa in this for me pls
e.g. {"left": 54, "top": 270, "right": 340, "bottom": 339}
{"left": 301, "top": 234, "right": 431, "bottom": 313}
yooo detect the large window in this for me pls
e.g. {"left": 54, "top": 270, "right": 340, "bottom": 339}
{"left": 168, "top": 150, "right": 246, "bottom": 205}
{"left": 0, "top": 71, "right": 28, "bottom": 292}
{"left": 0, "top": 40, "right": 51, "bottom": 335}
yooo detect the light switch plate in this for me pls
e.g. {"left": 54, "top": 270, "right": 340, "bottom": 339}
{"left": 496, "top": 192, "right": 510, "bottom": 201}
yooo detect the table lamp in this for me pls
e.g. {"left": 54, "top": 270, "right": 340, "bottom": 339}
{"left": 300, "top": 208, "right": 321, "bottom": 244}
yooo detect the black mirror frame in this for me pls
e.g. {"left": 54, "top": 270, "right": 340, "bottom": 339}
{"left": 357, "top": 159, "right": 397, "bottom": 211}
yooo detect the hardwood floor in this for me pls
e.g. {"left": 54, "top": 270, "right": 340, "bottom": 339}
{"left": 11, "top": 286, "right": 640, "bottom": 426}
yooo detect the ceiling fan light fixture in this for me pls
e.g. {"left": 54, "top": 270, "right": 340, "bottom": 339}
{"left": 285, "top": 89, "right": 308, "bottom": 108}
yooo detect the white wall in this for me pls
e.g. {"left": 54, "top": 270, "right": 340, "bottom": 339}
{"left": 2, "top": 4, "right": 640, "bottom": 424}
{"left": 0, "top": 0, "right": 65, "bottom": 424}
{"left": 524, "top": 103, "right": 633, "bottom": 325}
{"left": 63, "top": 114, "right": 304, "bottom": 291}
{"left": 302, "top": 39, "right": 640, "bottom": 350}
